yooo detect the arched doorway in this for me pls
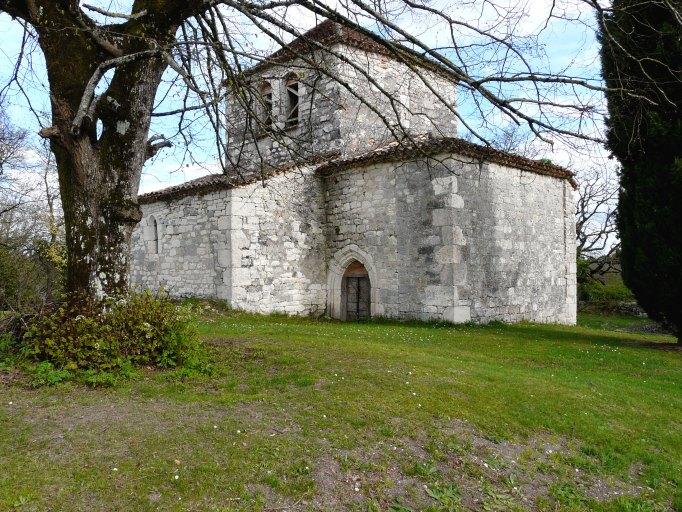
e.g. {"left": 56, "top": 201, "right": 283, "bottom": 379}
{"left": 341, "top": 260, "right": 371, "bottom": 321}
{"left": 327, "top": 245, "right": 381, "bottom": 320}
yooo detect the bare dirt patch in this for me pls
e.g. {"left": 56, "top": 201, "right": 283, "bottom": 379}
{"left": 395, "top": 418, "right": 652, "bottom": 510}
{"left": 0, "top": 368, "right": 24, "bottom": 386}
{"left": 1, "top": 390, "right": 661, "bottom": 511}
{"left": 284, "top": 418, "right": 656, "bottom": 511}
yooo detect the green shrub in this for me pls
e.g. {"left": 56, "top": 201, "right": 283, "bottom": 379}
{"left": 0, "top": 332, "right": 14, "bottom": 367}
{"left": 29, "top": 361, "right": 72, "bottom": 387}
{"left": 22, "top": 291, "right": 205, "bottom": 373}
{"left": 580, "top": 279, "right": 635, "bottom": 307}
{"left": 576, "top": 257, "right": 593, "bottom": 285}
{"left": 0, "top": 240, "right": 64, "bottom": 312}
{"left": 0, "top": 332, "right": 12, "bottom": 355}
{"left": 79, "top": 369, "right": 123, "bottom": 388}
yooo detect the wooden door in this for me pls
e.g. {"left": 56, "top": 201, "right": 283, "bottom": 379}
{"left": 345, "top": 275, "right": 371, "bottom": 321}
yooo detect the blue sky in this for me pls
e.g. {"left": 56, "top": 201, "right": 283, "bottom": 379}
{"left": 0, "top": 1, "right": 610, "bottom": 193}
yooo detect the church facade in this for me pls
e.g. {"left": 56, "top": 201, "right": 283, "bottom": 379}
{"left": 130, "top": 21, "right": 577, "bottom": 324}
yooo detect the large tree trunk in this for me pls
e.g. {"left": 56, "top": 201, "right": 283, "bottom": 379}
{"left": 54, "top": 140, "right": 143, "bottom": 298}
{"left": 30, "top": 7, "right": 173, "bottom": 300}
{"left": 47, "top": 76, "right": 163, "bottom": 299}
{"left": 41, "top": 78, "right": 167, "bottom": 299}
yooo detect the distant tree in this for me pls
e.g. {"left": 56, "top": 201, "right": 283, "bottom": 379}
{"left": 0, "top": 104, "right": 25, "bottom": 169}
{"left": 0, "top": 100, "right": 28, "bottom": 217}
{"left": 599, "top": 0, "right": 682, "bottom": 341}
{"left": 1, "top": 102, "right": 64, "bottom": 310}
{"left": 484, "top": 123, "right": 543, "bottom": 160}
{"left": 575, "top": 167, "right": 620, "bottom": 282}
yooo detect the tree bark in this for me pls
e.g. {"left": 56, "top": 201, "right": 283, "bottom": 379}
{"left": 28, "top": 3, "right": 173, "bottom": 299}
{"left": 54, "top": 141, "right": 142, "bottom": 298}
{"left": 47, "top": 56, "right": 166, "bottom": 299}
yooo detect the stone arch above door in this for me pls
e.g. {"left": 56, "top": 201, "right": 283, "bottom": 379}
{"left": 327, "top": 245, "right": 382, "bottom": 319}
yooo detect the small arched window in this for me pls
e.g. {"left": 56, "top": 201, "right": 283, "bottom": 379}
{"left": 259, "top": 81, "right": 273, "bottom": 129}
{"left": 284, "top": 74, "right": 300, "bottom": 128}
{"left": 149, "top": 215, "right": 159, "bottom": 255}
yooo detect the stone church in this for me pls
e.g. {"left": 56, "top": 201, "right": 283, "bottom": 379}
{"left": 131, "top": 21, "right": 577, "bottom": 324}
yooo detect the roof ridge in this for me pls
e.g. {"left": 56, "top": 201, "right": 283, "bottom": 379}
{"left": 316, "top": 135, "right": 576, "bottom": 188}
{"left": 248, "top": 19, "right": 459, "bottom": 81}
{"left": 138, "top": 136, "right": 575, "bottom": 205}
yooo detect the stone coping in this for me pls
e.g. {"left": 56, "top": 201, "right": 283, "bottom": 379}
{"left": 316, "top": 135, "right": 577, "bottom": 188}
{"left": 138, "top": 135, "right": 575, "bottom": 204}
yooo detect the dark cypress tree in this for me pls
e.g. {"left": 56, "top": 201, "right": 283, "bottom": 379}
{"left": 600, "top": 0, "right": 682, "bottom": 341}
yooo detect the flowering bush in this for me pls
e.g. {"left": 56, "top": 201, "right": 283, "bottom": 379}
{"left": 23, "top": 291, "right": 204, "bottom": 372}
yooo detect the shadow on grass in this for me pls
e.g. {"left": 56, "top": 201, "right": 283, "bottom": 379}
{"left": 352, "top": 315, "right": 679, "bottom": 351}
{"left": 502, "top": 323, "right": 679, "bottom": 351}
{"left": 188, "top": 298, "right": 679, "bottom": 352}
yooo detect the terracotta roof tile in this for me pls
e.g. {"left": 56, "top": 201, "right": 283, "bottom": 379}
{"left": 249, "top": 19, "right": 459, "bottom": 81}
{"left": 138, "top": 174, "right": 234, "bottom": 204}
{"left": 138, "top": 136, "right": 575, "bottom": 204}
{"left": 316, "top": 135, "right": 577, "bottom": 188}
{"left": 137, "top": 151, "right": 340, "bottom": 204}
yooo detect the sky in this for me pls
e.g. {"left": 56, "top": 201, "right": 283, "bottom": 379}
{"left": 0, "top": 0, "right": 613, "bottom": 194}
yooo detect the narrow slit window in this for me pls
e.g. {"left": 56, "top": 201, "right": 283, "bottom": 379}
{"left": 151, "top": 217, "right": 159, "bottom": 255}
{"left": 285, "top": 76, "right": 300, "bottom": 128}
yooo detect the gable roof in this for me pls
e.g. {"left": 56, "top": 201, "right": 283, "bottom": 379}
{"left": 248, "top": 19, "right": 460, "bottom": 82}
{"left": 138, "top": 135, "right": 575, "bottom": 204}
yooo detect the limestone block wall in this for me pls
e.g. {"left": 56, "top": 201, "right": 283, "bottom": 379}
{"left": 130, "top": 168, "right": 328, "bottom": 315}
{"left": 323, "top": 155, "right": 576, "bottom": 324}
{"left": 443, "top": 155, "right": 577, "bottom": 324}
{"left": 131, "top": 153, "right": 576, "bottom": 325}
{"left": 323, "top": 163, "right": 398, "bottom": 317}
{"left": 323, "top": 160, "right": 465, "bottom": 321}
{"left": 334, "top": 46, "right": 458, "bottom": 154}
{"left": 227, "top": 169, "right": 327, "bottom": 314}
{"left": 130, "top": 190, "right": 230, "bottom": 297}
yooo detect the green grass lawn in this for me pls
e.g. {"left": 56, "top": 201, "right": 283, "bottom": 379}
{"left": 1, "top": 309, "right": 680, "bottom": 511}
{"left": 576, "top": 312, "right": 666, "bottom": 333}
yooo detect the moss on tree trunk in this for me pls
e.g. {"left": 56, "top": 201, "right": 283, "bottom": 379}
{"left": 55, "top": 143, "right": 142, "bottom": 297}
{"left": 24, "top": 4, "right": 175, "bottom": 299}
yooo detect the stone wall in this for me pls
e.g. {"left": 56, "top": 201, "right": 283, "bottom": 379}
{"left": 334, "top": 46, "right": 458, "bottom": 154}
{"left": 130, "top": 169, "right": 327, "bottom": 315}
{"left": 452, "top": 157, "right": 577, "bottom": 324}
{"left": 322, "top": 155, "right": 576, "bottom": 324}
{"left": 227, "top": 169, "right": 327, "bottom": 314}
{"left": 322, "top": 160, "right": 465, "bottom": 321}
{"left": 131, "top": 154, "right": 576, "bottom": 324}
{"left": 224, "top": 44, "right": 458, "bottom": 173}
{"left": 130, "top": 190, "right": 229, "bottom": 297}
